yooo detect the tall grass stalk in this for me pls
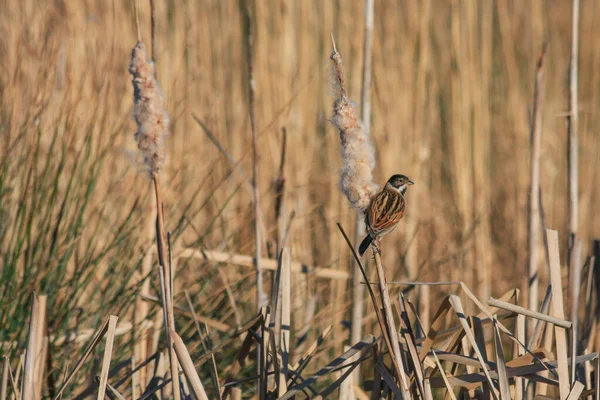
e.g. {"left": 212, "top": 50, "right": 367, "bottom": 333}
{"left": 528, "top": 45, "right": 546, "bottom": 324}
{"left": 351, "top": 0, "right": 374, "bottom": 383}
{"left": 568, "top": 0, "right": 580, "bottom": 242}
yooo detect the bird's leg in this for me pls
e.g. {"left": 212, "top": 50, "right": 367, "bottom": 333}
{"left": 372, "top": 238, "right": 382, "bottom": 255}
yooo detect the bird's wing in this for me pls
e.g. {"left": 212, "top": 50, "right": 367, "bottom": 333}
{"left": 368, "top": 190, "right": 405, "bottom": 233}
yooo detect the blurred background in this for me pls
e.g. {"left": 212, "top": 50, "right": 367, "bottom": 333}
{"left": 1, "top": 0, "right": 599, "bottom": 397}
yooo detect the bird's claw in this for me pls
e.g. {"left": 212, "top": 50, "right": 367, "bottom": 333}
{"left": 372, "top": 239, "right": 382, "bottom": 256}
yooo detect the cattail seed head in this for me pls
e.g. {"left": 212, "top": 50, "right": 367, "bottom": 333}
{"left": 330, "top": 54, "right": 377, "bottom": 210}
{"left": 129, "top": 42, "right": 169, "bottom": 174}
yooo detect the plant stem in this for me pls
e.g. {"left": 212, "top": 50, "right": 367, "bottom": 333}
{"left": 527, "top": 44, "right": 546, "bottom": 329}
{"left": 373, "top": 248, "right": 410, "bottom": 399}
{"left": 243, "top": 1, "right": 265, "bottom": 310}
{"left": 351, "top": 0, "right": 374, "bottom": 382}
{"left": 567, "top": 0, "right": 579, "bottom": 240}
{"left": 152, "top": 172, "right": 181, "bottom": 400}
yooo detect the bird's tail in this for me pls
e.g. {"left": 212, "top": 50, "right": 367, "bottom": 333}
{"left": 358, "top": 235, "right": 373, "bottom": 256}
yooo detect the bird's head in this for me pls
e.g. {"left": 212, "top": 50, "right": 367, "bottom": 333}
{"left": 387, "top": 174, "right": 414, "bottom": 195}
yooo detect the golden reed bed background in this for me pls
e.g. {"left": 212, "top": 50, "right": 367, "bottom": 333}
{"left": 1, "top": 0, "right": 600, "bottom": 386}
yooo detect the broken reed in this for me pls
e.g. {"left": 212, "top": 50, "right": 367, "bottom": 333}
{"left": 8, "top": 227, "right": 598, "bottom": 399}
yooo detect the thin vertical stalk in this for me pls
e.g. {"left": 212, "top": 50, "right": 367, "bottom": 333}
{"left": 278, "top": 248, "right": 291, "bottom": 395}
{"left": 243, "top": 1, "right": 265, "bottom": 310}
{"left": 22, "top": 294, "right": 38, "bottom": 400}
{"left": 34, "top": 295, "right": 47, "bottom": 400}
{"left": 149, "top": 0, "right": 157, "bottom": 69}
{"left": 0, "top": 356, "right": 8, "bottom": 400}
{"left": 275, "top": 128, "right": 287, "bottom": 255}
{"left": 152, "top": 173, "right": 181, "bottom": 400}
{"left": 547, "top": 229, "right": 570, "bottom": 400}
{"left": 97, "top": 316, "right": 118, "bottom": 400}
{"left": 567, "top": 0, "right": 579, "bottom": 239}
{"left": 132, "top": 0, "right": 142, "bottom": 43}
{"left": 135, "top": 200, "right": 155, "bottom": 389}
{"left": 373, "top": 249, "right": 410, "bottom": 399}
{"left": 351, "top": 0, "right": 374, "bottom": 381}
{"left": 568, "top": 237, "right": 582, "bottom": 384}
{"left": 171, "top": 331, "right": 209, "bottom": 400}
{"left": 527, "top": 44, "right": 546, "bottom": 323}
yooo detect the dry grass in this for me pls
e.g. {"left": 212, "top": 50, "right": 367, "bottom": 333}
{"left": 0, "top": 0, "right": 599, "bottom": 399}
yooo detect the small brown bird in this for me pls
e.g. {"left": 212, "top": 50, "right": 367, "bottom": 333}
{"left": 359, "top": 174, "right": 414, "bottom": 256}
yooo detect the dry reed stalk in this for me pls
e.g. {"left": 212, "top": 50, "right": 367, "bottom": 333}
{"left": 420, "top": 285, "right": 430, "bottom": 334}
{"left": 567, "top": 0, "right": 580, "bottom": 240}
{"left": 171, "top": 330, "right": 209, "bottom": 400}
{"left": 514, "top": 314, "right": 526, "bottom": 400}
{"left": 130, "top": 357, "right": 136, "bottom": 399}
{"left": 259, "top": 307, "right": 271, "bottom": 400}
{"left": 567, "top": 381, "right": 585, "bottom": 399}
{"left": 140, "top": 294, "right": 231, "bottom": 332}
{"left": 431, "top": 349, "right": 456, "bottom": 400}
{"left": 339, "top": 345, "right": 355, "bottom": 400}
{"left": 536, "top": 319, "right": 555, "bottom": 397}
{"left": 34, "top": 295, "right": 47, "bottom": 400}
{"left": 448, "top": 2, "right": 475, "bottom": 300}
{"left": 448, "top": 295, "right": 499, "bottom": 399}
{"left": 568, "top": 237, "right": 582, "bottom": 384}
{"left": 157, "top": 260, "right": 180, "bottom": 400}
{"left": 397, "top": 294, "right": 427, "bottom": 398}
{"left": 134, "top": 203, "right": 155, "bottom": 389}
{"left": 230, "top": 387, "right": 241, "bottom": 400}
{"left": 278, "top": 248, "right": 291, "bottom": 396}
{"left": 270, "top": 252, "right": 283, "bottom": 360}
{"left": 177, "top": 248, "right": 349, "bottom": 280}
{"left": 595, "top": 358, "right": 599, "bottom": 400}
{"left": 547, "top": 229, "right": 570, "bottom": 399}
{"left": 583, "top": 348, "right": 593, "bottom": 395}
{"left": 486, "top": 297, "right": 571, "bottom": 329}
{"left": 472, "top": 0, "right": 493, "bottom": 304}
{"left": 97, "top": 315, "right": 118, "bottom": 400}
{"left": 373, "top": 250, "right": 410, "bottom": 398}
{"left": 15, "top": 354, "right": 24, "bottom": 400}
{"left": 6, "top": 356, "right": 20, "bottom": 400}
{"left": 275, "top": 128, "right": 288, "bottom": 254}
{"left": 183, "top": 290, "right": 221, "bottom": 399}
{"left": 292, "top": 325, "right": 332, "bottom": 375}
{"left": 105, "top": 382, "right": 126, "bottom": 400}
{"left": 50, "top": 320, "right": 154, "bottom": 347}
{"left": 351, "top": 0, "right": 374, "bottom": 383}
{"left": 154, "top": 177, "right": 180, "bottom": 400}
{"left": 242, "top": 3, "right": 266, "bottom": 311}
{"left": 22, "top": 294, "right": 38, "bottom": 400}
{"left": 51, "top": 317, "right": 110, "bottom": 400}
{"left": 216, "top": 268, "right": 242, "bottom": 329}
{"left": 528, "top": 285, "right": 553, "bottom": 350}
{"left": 1, "top": 357, "right": 8, "bottom": 400}
{"left": 528, "top": 44, "right": 547, "bottom": 323}
{"left": 492, "top": 318, "right": 511, "bottom": 400}
{"left": 149, "top": 0, "right": 157, "bottom": 69}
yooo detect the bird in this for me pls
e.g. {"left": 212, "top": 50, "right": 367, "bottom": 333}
{"left": 359, "top": 174, "right": 414, "bottom": 256}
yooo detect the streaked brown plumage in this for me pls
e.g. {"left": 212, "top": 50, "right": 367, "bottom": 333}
{"left": 359, "top": 174, "right": 414, "bottom": 256}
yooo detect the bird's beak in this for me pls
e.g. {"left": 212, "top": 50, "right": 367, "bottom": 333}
{"left": 408, "top": 180, "right": 415, "bottom": 185}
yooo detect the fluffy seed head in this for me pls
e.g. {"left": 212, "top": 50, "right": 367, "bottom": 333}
{"left": 332, "top": 98, "right": 378, "bottom": 210}
{"left": 129, "top": 42, "right": 169, "bottom": 174}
